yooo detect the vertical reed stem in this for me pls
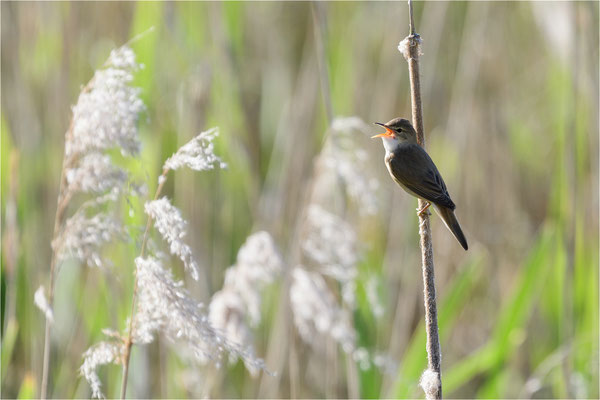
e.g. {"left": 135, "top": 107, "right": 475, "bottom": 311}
{"left": 404, "top": 1, "right": 442, "bottom": 398}
{"left": 41, "top": 118, "right": 77, "bottom": 399}
{"left": 119, "top": 169, "right": 169, "bottom": 399}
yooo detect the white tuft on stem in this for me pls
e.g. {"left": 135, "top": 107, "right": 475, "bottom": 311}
{"left": 34, "top": 286, "right": 54, "bottom": 323}
{"left": 420, "top": 369, "right": 441, "bottom": 400}
{"left": 398, "top": 35, "right": 423, "bottom": 61}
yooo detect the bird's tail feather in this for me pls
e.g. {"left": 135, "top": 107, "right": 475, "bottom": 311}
{"left": 434, "top": 205, "right": 468, "bottom": 250}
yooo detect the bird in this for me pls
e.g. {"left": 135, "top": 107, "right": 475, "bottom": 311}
{"left": 371, "top": 117, "right": 468, "bottom": 250}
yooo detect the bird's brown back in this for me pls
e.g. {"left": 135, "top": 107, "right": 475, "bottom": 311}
{"left": 386, "top": 143, "right": 455, "bottom": 210}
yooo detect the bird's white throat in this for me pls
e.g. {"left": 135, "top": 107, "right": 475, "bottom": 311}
{"left": 381, "top": 136, "right": 400, "bottom": 154}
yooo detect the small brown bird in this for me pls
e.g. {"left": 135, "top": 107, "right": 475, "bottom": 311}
{"left": 372, "top": 117, "right": 468, "bottom": 250}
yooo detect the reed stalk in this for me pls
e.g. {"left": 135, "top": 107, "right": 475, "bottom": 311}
{"left": 403, "top": 1, "right": 442, "bottom": 398}
{"left": 119, "top": 168, "right": 169, "bottom": 399}
{"left": 41, "top": 100, "right": 88, "bottom": 400}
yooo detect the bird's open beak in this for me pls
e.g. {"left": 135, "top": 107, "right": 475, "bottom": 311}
{"left": 371, "top": 122, "right": 395, "bottom": 139}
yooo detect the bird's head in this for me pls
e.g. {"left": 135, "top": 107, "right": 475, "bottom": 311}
{"left": 371, "top": 118, "right": 417, "bottom": 151}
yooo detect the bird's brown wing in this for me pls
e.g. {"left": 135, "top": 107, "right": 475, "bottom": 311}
{"left": 387, "top": 143, "right": 456, "bottom": 210}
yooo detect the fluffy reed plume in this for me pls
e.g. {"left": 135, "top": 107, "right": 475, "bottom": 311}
{"left": 80, "top": 336, "right": 126, "bottom": 399}
{"left": 290, "top": 265, "right": 396, "bottom": 374}
{"left": 302, "top": 204, "right": 358, "bottom": 307}
{"left": 302, "top": 116, "right": 380, "bottom": 308}
{"left": 133, "top": 255, "right": 266, "bottom": 368}
{"left": 144, "top": 198, "right": 200, "bottom": 280}
{"left": 53, "top": 213, "right": 124, "bottom": 268}
{"left": 302, "top": 204, "right": 358, "bottom": 277}
{"left": 122, "top": 129, "right": 230, "bottom": 397}
{"left": 284, "top": 115, "right": 395, "bottom": 377}
{"left": 209, "top": 231, "right": 283, "bottom": 375}
{"left": 82, "top": 250, "right": 267, "bottom": 397}
{"left": 310, "top": 3, "right": 390, "bottom": 383}
{"left": 208, "top": 291, "right": 254, "bottom": 360}
{"left": 290, "top": 267, "right": 355, "bottom": 353}
{"left": 291, "top": 204, "right": 395, "bottom": 375}
{"left": 79, "top": 127, "right": 267, "bottom": 398}
{"left": 320, "top": 116, "right": 380, "bottom": 215}
{"left": 162, "top": 127, "right": 227, "bottom": 174}
{"left": 38, "top": 45, "right": 144, "bottom": 399}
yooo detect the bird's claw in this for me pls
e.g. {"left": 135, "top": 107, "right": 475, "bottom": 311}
{"left": 416, "top": 202, "right": 431, "bottom": 217}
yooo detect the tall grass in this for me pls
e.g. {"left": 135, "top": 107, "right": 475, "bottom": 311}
{"left": 1, "top": 1, "right": 598, "bottom": 398}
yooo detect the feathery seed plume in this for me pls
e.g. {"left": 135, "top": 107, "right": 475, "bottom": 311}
{"left": 48, "top": 45, "right": 145, "bottom": 400}
{"left": 65, "top": 153, "right": 127, "bottom": 194}
{"left": 219, "top": 231, "right": 283, "bottom": 326}
{"left": 66, "top": 46, "right": 144, "bottom": 158}
{"left": 53, "top": 213, "right": 123, "bottom": 268}
{"left": 303, "top": 205, "right": 358, "bottom": 281}
{"left": 133, "top": 256, "right": 266, "bottom": 373}
{"left": 209, "top": 231, "right": 283, "bottom": 376}
{"left": 290, "top": 267, "right": 355, "bottom": 353}
{"left": 302, "top": 205, "right": 358, "bottom": 307}
{"left": 81, "top": 340, "right": 125, "bottom": 399}
{"left": 144, "top": 197, "right": 200, "bottom": 280}
{"left": 163, "top": 127, "right": 227, "bottom": 174}
{"left": 323, "top": 116, "right": 380, "bottom": 215}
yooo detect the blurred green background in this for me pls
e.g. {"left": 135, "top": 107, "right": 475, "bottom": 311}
{"left": 1, "top": 1, "right": 598, "bottom": 398}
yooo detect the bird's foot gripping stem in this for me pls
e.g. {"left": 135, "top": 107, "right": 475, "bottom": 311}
{"left": 416, "top": 202, "right": 431, "bottom": 217}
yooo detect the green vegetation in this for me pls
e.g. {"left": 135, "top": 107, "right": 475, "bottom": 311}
{"left": 1, "top": 2, "right": 598, "bottom": 398}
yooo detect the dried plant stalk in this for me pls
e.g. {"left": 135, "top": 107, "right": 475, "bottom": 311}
{"left": 41, "top": 45, "right": 144, "bottom": 397}
{"left": 401, "top": 1, "right": 442, "bottom": 398}
{"left": 119, "top": 169, "right": 167, "bottom": 399}
{"left": 41, "top": 113, "right": 80, "bottom": 399}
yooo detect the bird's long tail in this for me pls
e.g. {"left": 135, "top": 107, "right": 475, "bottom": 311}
{"left": 434, "top": 205, "right": 468, "bottom": 250}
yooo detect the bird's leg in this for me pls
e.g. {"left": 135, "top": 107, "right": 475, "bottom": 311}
{"left": 416, "top": 201, "right": 431, "bottom": 217}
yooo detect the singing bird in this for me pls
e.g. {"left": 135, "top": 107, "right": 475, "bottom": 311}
{"left": 372, "top": 117, "right": 468, "bottom": 250}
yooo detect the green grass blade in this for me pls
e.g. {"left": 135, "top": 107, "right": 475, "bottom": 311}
{"left": 443, "top": 225, "right": 555, "bottom": 395}
{"left": 1, "top": 319, "right": 19, "bottom": 382}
